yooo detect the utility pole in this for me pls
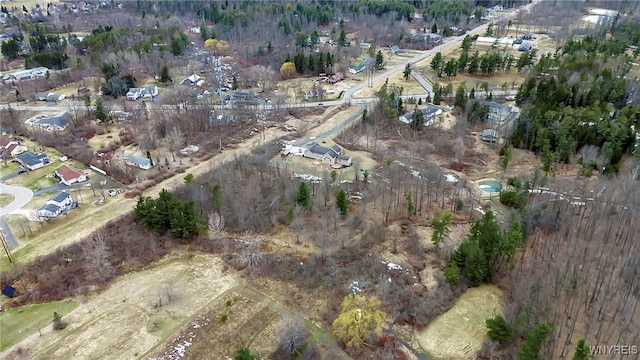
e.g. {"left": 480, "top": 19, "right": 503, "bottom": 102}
{"left": 0, "top": 229, "right": 15, "bottom": 267}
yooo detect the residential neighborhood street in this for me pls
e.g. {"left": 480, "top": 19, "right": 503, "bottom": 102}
{"left": 0, "top": 183, "right": 34, "bottom": 250}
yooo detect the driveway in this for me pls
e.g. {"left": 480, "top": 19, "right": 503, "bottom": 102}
{"left": 0, "top": 170, "right": 22, "bottom": 183}
{"left": 0, "top": 183, "right": 34, "bottom": 250}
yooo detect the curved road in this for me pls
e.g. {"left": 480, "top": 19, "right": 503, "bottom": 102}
{"left": 0, "top": 183, "right": 34, "bottom": 249}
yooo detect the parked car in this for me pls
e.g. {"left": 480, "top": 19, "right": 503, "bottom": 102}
{"left": 108, "top": 189, "right": 117, "bottom": 197}
{"left": 18, "top": 168, "right": 27, "bottom": 174}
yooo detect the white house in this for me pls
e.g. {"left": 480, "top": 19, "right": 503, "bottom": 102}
{"left": 55, "top": 165, "right": 88, "bottom": 186}
{"left": 181, "top": 74, "right": 204, "bottom": 87}
{"left": 398, "top": 105, "right": 442, "bottom": 126}
{"left": 124, "top": 154, "right": 153, "bottom": 170}
{"left": 142, "top": 85, "right": 158, "bottom": 99}
{"left": 38, "top": 204, "right": 64, "bottom": 218}
{"left": 38, "top": 191, "right": 74, "bottom": 218}
{"left": 16, "top": 152, "right": 50, "bottom": 170}
{"left": 47, "top": 191, "right": 73, "bottom": 208}
{"left": 126, "top": 88, "right": 143, "bottom": 101}
{"left": 0, "top": 139, "right": 27, "bottom": 158}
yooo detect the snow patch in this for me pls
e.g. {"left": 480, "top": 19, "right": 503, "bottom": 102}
{"left": 293, "top": 173, "right": 323, "bottom": 183}
{"left": 444, "top": 174, "right": 459, "bottom": 183}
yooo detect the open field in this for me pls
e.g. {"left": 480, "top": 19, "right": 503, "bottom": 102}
{"left": 417, "top": 284, "right": 503, "bottom": 360}
{"left": 0, "top": 299, "right": 77, "bottom": 351}
{"left": 1, "top": 254, "right": 237, "bottom": 360}
{"left": 353, "top": 68, "right": 428, "bottom": 99}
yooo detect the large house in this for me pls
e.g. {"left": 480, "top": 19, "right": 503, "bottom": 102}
{"left": 303, "top": 142, "right": 353, "bottom": 167}
{"left": 127, "top": 86, "right": 158, "bottom": 101}
{"left": 16, "top": 152, "right": 50, "bottom": 170}
{"left": 326, "top": 72, "right": 344, "bottom": 84}
{"left": 25, "top": 112, "right": 71, "bottom": 131}
{"left": 398, "top": 105, "right": 443, "bottom": 126}
{"left": 484, "top": 101, "right": 512, "bottom": 122}
{"left": 55, "top": 165, "right": 88, "bottom": 185}
{"left": 124, "top": 154, "right": 153, "bottom": 170}
{"left": 38, "top": 191, "right": 73, "bottom": 219}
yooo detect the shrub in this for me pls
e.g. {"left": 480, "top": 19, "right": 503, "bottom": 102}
{"left": 500, "top": 190, "right": 527, "bottom": 209}
{"left": 445, "top": 260, "right": 460, "bottom": 285}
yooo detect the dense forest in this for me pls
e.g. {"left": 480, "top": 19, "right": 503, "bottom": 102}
{"left": 511, "top": 19, "right": 640, "bottom": 175}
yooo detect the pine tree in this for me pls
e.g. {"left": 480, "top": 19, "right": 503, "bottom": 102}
{"left": 93, "top": 99, "right": 109, "bottom": 123}
{"left": 431, "top": 210, "right": 452, "bottom": 252}
{"left": 518, "top": 323, "right": 553, "bottom": 360}
{"left": 572, "top": 339, "right": 592, "bottom": 360}
{"left": 375, "top": 50, "right": 384, "bottom": 69}
{"left": 336, "top": 189, "right": 348, "bottom": 214}
{"left": 403, "top": 63, "right": 412, "bottom": 80}
{"left": 410, "top": 108, "right": 424, "bottom": 131}
{"left": 296, "top": 182, "right": 311, "bottom": 211}
{"left": 486, "top": 315, "right": 513, "bottom": 342}
{"left": 159, "top": 65, "right": 172, "bottom": 84}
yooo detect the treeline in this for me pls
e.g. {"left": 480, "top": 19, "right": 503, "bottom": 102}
{"left": 290, "top": 51, "right": 337, "bottom": 75}
{"left": 511, "top": 35, "right": 639, "bottom": 174}
{"left": 429, "top": 36, "right": 536, "bottom": 79}
{"left": 0, "top": 23, "right": 70, "bottom": 69}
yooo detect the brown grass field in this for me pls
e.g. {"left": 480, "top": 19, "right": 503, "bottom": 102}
{"left": 2, "top": 254, "right": 238, "bottom": 360}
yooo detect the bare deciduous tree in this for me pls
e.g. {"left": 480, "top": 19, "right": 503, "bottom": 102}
{"left": 164, "top": 127, "right": 186, "bottom": 162}
{"left": 277, "top": 315, "right": 310, "bottom": 356}
{"left": 208, "top": 211, "right": 225, "bottom": 234}
{"left": 80, "top": 232, "right": 114, "bottom": 283}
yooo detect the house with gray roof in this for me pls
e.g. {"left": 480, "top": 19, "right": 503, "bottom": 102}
{"left": 303, "top": 143, "right": 352, "bottom": 167}
{"left": 38, "top": 191, "right": 74, "bottom": 219}
{"left": 124, "top": 154, "right": 153, "bottom": 170}
{"left": 16, "top": 151, "right": 50, "bottom": 170}
{"left": 484, "top": 101, "right": 512, "bottom": 122}
{"left": 481, "top": 129, "right": 499, "bottom": 144}
{"left": 399, "top": 104, "right": 442, "bottom": 126}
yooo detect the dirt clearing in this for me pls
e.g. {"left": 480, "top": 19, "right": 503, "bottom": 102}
{"left": 1, "top": 253, "right": 237, "bottom": 360}
{"left": 417, "top": 284, "right": 503, "bottom": 360}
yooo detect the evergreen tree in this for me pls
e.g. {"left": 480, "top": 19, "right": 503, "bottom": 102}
{"left": 431, "top": 23, "right": 438, "bottom": 34}
{"left": 336, "top": 189, "right": 348, "bottom": 214}
{"left": 296, "top": 182, "right": 312, "bottom": 211}
{"left": 455, "top": 84, "right": 467, "bottom": 108}
{"left": 410, "top": 108, "right": 424, "bottom": 131}
{"left": 517, "top": 323, "right": 553, "bottom": 360}
{"left": 234, "top": 348, "right": 257, "bottom": 360}
{"left": 445, "top": 260, "right": 460, "bottom": 285}
{"left": 375, "top": 50, "right": 384, "bottom": 69}
{"left": 572, "top": 339, "right": 592, "bottom": 360}
{"left": 93, "top": 99, "right": 109, "bottom": 123}
{"left": 430, "top": 51, "right": 444, "bottom": 75}
{"left": 210, "top": 184, "right": 222, "bottom": 211}
{"left": 159, "top": 65, "right": 172, "bottom": 84}
{"left": 486, "top": 315, "right": 513, "bottom": 342}
{"left": 403, "top": 63, "right": 412, "bottom": 80}
{"left": 432, "top": 210, "right": 452, "bottom": 252}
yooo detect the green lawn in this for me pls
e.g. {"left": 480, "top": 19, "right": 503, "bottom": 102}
{"left": 0, "top": 299, "right": 77, "bottom": 351}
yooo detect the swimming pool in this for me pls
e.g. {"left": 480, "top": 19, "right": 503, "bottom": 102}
{"left": 477, "top": 179, "right": 502, "bottom": 193}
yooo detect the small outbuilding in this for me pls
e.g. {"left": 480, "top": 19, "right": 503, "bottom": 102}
{"left": 2, "top": 284, "right": 16, "bottom": 298}
{"left": 481, "top": 129, "right": 499, "bottom": 144}
{"left": 518, "top": 42, "right": 532, "bottom": 52}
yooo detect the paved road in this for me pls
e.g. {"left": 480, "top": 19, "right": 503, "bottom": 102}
{"left": 411, "top": 70, "right": 433, "bottom": 95}
{"left": 0, "top": 183, "right": 34, "bottom": 250}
